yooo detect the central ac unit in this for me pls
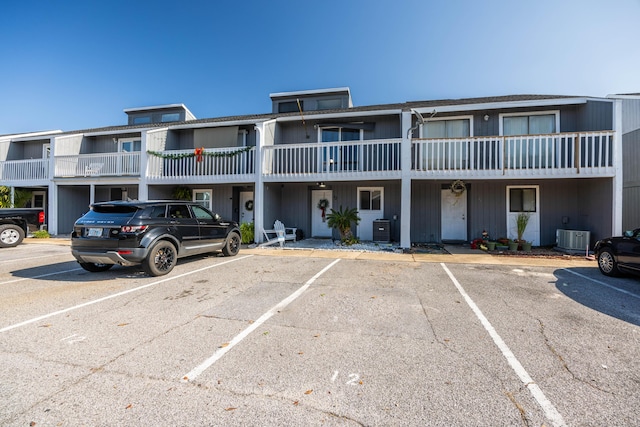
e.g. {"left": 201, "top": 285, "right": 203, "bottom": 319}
{"left": 556, "top": 229, "right": 590, "bottom": 251}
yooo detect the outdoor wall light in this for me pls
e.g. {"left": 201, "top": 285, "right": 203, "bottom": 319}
{"left": 317, "top": 182, "right": 326, "bottom": 188}
{"left": 483, "top": 115, "right": 489, "bottom": 121}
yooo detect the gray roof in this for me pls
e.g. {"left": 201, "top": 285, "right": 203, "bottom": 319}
{"left": 56, "top": 93, "right": 587, "bottom": 136}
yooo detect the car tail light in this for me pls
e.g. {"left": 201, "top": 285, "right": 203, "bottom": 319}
{"left": 117, "top": 250, "right": 133, "bottom": 255}
{"left": 121, "top": 225, "right": 148, "bottom": 233}
{"left": 38, "top": 211, "right": 45, "bottom": 224}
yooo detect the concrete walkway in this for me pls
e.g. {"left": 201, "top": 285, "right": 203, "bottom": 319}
{"left": 242, "top": 242, "right": 595, "bottom": 268}
{"left": 24, "top": 236, "right": 597, "bottom": 269}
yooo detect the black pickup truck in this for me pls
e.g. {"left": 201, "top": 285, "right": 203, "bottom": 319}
{"left": 0, "top": 208, "right": 45, "bottom": 247}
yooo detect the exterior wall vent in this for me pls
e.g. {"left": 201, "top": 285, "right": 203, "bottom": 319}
{"left": 556, "top": 229, "right": 591, "bottom": 251}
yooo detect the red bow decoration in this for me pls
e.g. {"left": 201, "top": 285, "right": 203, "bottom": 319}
{"left": 194, "top": 147, "right": 204, "bottom": 162}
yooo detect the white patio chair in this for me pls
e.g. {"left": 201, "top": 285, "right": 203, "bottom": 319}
{"left": 260, "top": 221, "right": 286, "bottom": 248}
{"left": 84, "top": 162, "right": 104, "bottom": 177}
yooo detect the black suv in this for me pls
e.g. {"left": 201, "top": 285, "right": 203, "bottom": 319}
{"left": 71, "top": 201, "right": 241, "bottom": 276}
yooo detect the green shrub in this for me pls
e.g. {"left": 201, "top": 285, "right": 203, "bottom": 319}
{"left": 239, "top": 222, "right": 254, "bottom": 244}
{"left": 32, "top": 230, "right": 50, "bottom": 239}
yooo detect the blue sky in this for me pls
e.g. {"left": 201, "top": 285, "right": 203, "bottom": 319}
{"left": 1, "top": 0, "right": 638, "bottom": 134}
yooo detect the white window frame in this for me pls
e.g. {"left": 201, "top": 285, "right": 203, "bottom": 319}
{"left": 317, "top": 126, "right": 364, "bottom": 172}
{"left": 419, "top": 115, "right": 473, "bottom": 170}
{"left": 116, "top": 137, "right": 142, "bottom": 153}
{"left": 193, "top": 189, "right": 213, "bottom": 210}
{"left": 418, "top": 115, "right": 474, "bottom": 138}
{"left": 238, "top": 130, "right": 248, "bottom": 147}
{"left": 499, "top": 110, "right": 560, "bottom": 136}
{"left": 317, "top": 126, "right": 364, "bottom": 142}
{"left": 42, "top": 143, "right": 51, "bottom": 159}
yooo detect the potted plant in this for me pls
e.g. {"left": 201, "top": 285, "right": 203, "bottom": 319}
{"left": 516, "top": 212, "right": 530, "bottom": 243}
{"left": 522, "top": 241, "right": 532, "bottom": 252}
{"left": 508, "top": 239, "right": 519, "bottom": 251}
{"left": 326, "top": 206, "right": 361, "bottom": 245}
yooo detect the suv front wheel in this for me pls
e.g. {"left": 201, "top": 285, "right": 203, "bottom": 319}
{"left": 143, "top": 240, "right": 177, "bottom": 276}
{"left": 597, "top": 248, "right": 620, "bottom": 277}
{"left": 222, "top": 231, "right": 240, "bottom": 257}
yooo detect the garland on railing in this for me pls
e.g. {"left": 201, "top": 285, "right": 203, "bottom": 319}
{"left": 146, "top": 146, "right": 252, "bottom": 160}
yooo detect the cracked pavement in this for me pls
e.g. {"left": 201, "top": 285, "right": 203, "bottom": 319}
{"left": 1, "top": 243, "right": 639, "bottom": 426}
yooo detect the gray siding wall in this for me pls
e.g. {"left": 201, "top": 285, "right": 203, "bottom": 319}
{"left": 7, "top": 141, "right": 48, "bottom": 160}
{"left": 79, "top": 133, "right": 140, "bottom": 154}
{"left": 264, "top": 181, "right": 402, "bottom": 241}
{"left": 622, "top": 127, "right": 640, "bottom": 231}
{"left": 276, "top": 115, "right": 400, "bottom": 145}
{"left": 58, "top": 186, "right": 91, "bottom": 234}
{"left": 621, "top": 98, "right": 640, "bottom": 134}
{"left": 623, "top": 186, "right": 640, "bottom": 231}
{"left": 411, "top": 178, "right": 613, "bottom": 246}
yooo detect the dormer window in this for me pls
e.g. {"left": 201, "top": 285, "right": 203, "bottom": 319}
{"left": 278, "top": 101, "right": 302, "bottom": 113}
{"left": 133, "top": 116, "right": 152, "bottom": 125}
{"left": 317, "top": 98, "right": 342, "bottom": 110}
{"left": 161, "top": 113, "right": 180, "bottom": 122}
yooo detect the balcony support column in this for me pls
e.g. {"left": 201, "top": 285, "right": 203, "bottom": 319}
{"left": 400, "top": 111, "right": 413, "bottom": 249}
{"left": 612, "top": 99, "right": 623, "bottom": 235}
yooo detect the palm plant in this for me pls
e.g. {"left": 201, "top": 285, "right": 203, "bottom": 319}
{"left": 326, "top": 206, "right": 361, "bottom": 243}
{"left": 516, "top": 212, "right": 530, "bottom": 242}
{"left": 0, "top": 186, "right": 32, "bottom": 208}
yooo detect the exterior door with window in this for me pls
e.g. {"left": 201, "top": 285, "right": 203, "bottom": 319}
{"left": 321, "top": 127, "right": 361, "bottom": 172}
{"left": 311, "top": 190, "right": 333, "bottom": 238}
{"left": 239, "top": 191, "right": 254, "bottom": 224}
{"left": 441, "top": 189, "right": 467, "bottom": 242}
{"left": 357, "top": 187, "right": 383, "bottom": 241}
{"left": 506, "top": 186, "right": 540, "bottom": 245}
{"left": 118, "top": 138, "right": 141, "bottom": 175}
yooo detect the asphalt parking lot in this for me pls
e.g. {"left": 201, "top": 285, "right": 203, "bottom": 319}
{"left": 1, "top": 242, "right": 639, "bottom": 426}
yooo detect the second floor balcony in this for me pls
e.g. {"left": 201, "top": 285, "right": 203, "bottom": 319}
{"left": 54, "top": 152, "right": 141, "bottom": 178}
{"left": 146, "top": 146, "right": 256, "bottom": 182}
{"left": 411, "top": 131, "right": 615, "bottom": 178}
{"left": 0, "top": 131, "right": 616, "bottom": 184}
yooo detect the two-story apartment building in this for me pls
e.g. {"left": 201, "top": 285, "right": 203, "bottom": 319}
{"left": 1, "top": 88, "right": 638, "bottom": 249}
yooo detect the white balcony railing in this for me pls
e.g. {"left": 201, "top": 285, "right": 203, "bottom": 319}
{"left": 4, "top": 131, "right": 615, "bottom": 183}
{"left": 262, "top": 139, "right": 402, "bottom": 179}
{"left": 0, "top": 158, "right": 49, "bottom": 181}
{"left": 146, "top": 146, "right": 255, "bottom": 181}
{"left": 411, "top": 131, "right": 614, "bottom": 177}
{"left": 54, "top": 152, "right": 140, "bottom": 177}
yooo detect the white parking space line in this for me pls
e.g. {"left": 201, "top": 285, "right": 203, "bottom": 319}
{"left": 0, "top": 255, "right": 253, "bottom": 334}
{"left": 440, "top": 263, "right": 567, "bottom": 427}
{"left": 0, "top": 253, "right": 69, "bottom": 264}
{"left": 0, "top": 267, "right": 83, "bottom": 286}
{"left": 182, "top": 258, "right": 342, "bottom": 382}
{"left": 562, "top": 269, "right": 640, "bottom": 299}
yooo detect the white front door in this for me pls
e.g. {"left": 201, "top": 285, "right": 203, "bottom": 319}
{"left": 506, "top": 185, "right": 540, "bottom": 245}
{"left": 357, "top": 187, "right": 383, "bottom": 241}
{"left": 311, "top": 190, "right": 333, "bottom": 237}
{"left": 239, "top": 191, "right": 254, "bottom": 224}
{"left": 441, "top": 189, "right": 467, "bottom": 241}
